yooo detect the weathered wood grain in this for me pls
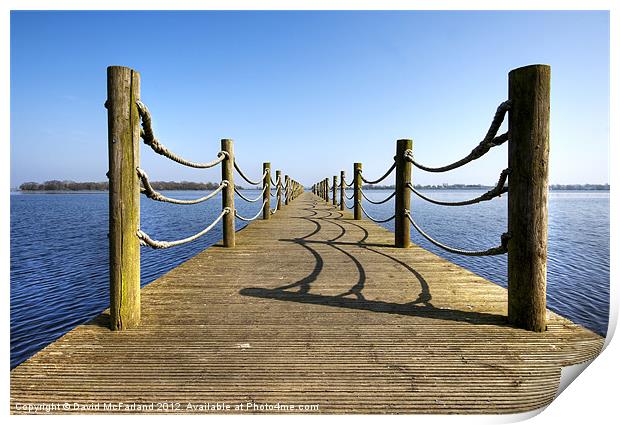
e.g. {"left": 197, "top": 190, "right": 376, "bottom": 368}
{"left": 10, "top": 192, "right": 602, "bottom": 414}
{"left": 221, "top": 139, "right": 235, "bottom": 248}
{"left": 354, "top": 163, "right": 362, "bottom": 220}
{"left": 107, "top": 66, "right": 141, "bottom": 330}
{"left": 395, "top": 139, "right": 412, "bottom": 248}
{"left": 263, "top": 162, "right": 270, "bottom": 220}
{"left": 508, "top": 64, "right": 551, "bottom": 331}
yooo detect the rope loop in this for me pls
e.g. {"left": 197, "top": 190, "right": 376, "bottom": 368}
{"left": 360, "top": 204, "right": 396, "bottom": 223}
{"left": 405, "top": 210, "right": 508, "bottom": 256}
{"left": 404, "top": 100, "right": 511, "bottom": 173}
{"left": 136, "top": 101, "right": 227, "bottom": 169}
{"left": 360, "top": 162, "right": 396, "bottom": 184}
{"left": 235, "top": 200, "right": 268, "bottom": 221}
{"left": 138, "top": 208, "right": 229, "bottom": 249}
{"left": 235, "top": 185, "right": 267, "bottom": 203}
{"left": 407, "top": 168, "right": 510, "bottom": 207}
{"left": 360, "top": 189, "right": 396, "bottom": 205}
{"left": 137, "top": 167, "right": 226, "bottom": 205}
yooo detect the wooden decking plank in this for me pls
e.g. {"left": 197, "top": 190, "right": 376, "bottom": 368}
{"left": 10, "top": 192, "right": 603, "bottom": 414}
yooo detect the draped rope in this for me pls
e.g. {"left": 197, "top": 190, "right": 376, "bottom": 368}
{"left": 344, "top": 199, "right": 354, "bottom": 210}
{"left": 270, "top": 175, "right": 281, "bottom": 187}
{"left": 235, "top": 200, "right": 268, "bottom": 221}
{"left": 405, "top": 210, "right": 508, "bottom": 256}
{"left": 234, "top": 162, "right": 267, "bottom": 185}
{"left": 137, "top": 168, "right": 227, "bottom": 205}
{"left": 360, "top": 189, "right": 396, "bottom": 205}
{"left": 360, "top": 204, "right": 396, "bottom": 223}
{"left": 136, "top": 101, "right": 227, "bottom": 169}
{"left": 345, "top": 192, "right": 354, "bottom": 200}
{"left": 404, "top": 101, "right": 511, "bottom": 173}
{"left": 407, "top": 168, "right": 510, "bottom": 206}
{"left": 234, "top": 186, "right": 267, "bottom": 203}
{"left": 137, "top": 208, "right": 229, "bottom": 249}
{"left": 360, "top": 162, "right": 396, "bottom": 185}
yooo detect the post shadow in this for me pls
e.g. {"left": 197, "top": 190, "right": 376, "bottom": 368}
{"left": 239, "top": 196, "right": 507, "bottom": 327}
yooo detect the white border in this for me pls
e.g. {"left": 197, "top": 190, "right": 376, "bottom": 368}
{"left": 2, "top": 2, "right": 616, "bottom": 424}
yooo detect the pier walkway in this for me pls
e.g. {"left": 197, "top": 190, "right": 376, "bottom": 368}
{"left": 10, "top": 192, "right": 603, "bottom": 414}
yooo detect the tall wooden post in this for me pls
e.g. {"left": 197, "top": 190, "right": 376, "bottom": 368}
{"left": 340, "top": 170, "right": 345, "bottom": 211}
{"left": 285, "top": 175, "right": 290, "bottom": 205}
{"left": 332, "top": 176, "right": 337, "bottom": 206}
{"left": 263, "top": 162, "right": 271, "bottom": 219}
{"left": 354, "top": 163, "right": 362, "bottom": 220}
{"left": 276, "top": 170, "right": 282, "bottom": 211}
{"left": 221, "top": 139, "right": 235, "bottom": 248}
{"left": 395, "top": 139, "right": 413, "bottom": 248}
{"left": 107, "top": 65, "right": 141, "bottom": 330}
{"left": 507, "top": 64, "right": 551, "bottom": 332}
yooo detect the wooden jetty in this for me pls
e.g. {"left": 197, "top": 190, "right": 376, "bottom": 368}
{"left": 9, "top": 64, "right": 604, "bottom": 414}
{"left": 10, "top": 193, "right": 602, "bottom": 414}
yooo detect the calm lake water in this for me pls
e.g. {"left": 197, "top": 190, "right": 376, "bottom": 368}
{"left": 10, "top": 190, "right": 609, "bottom": 368}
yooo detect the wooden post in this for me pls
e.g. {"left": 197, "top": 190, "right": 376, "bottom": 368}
{"left": 326, "top": 178, "right": 329, "bottom": 202}
{"left": 221, "top": 139, "right": 235, "bottom": 247}
{"left": 107, "top": 65, "right": 141, "bottom": 330}
{"left": 332, "top": 176, "right": 337, "bottom": 206}
{"left": 285, "top": 175, "right": 290, "bottom": 205}
{"left": 263, "top": 162, "right": 271, "bottom": 219}
{"left": 324, "top": 179, "right": 327, "bottom": 201}
{"left": 276, "top": 170, "right": 282, "bottom": 211}
{"left": 395, "top": 139, "right": 413, "bottom": 248}
{"left": 340, "top": 170, "right": 345, "bottom": 211}
{"left": 354, "top": 163, "right": 362, "bottom": 220}
{"left": 507, "top": 64, "right": 551, "bottom": 332}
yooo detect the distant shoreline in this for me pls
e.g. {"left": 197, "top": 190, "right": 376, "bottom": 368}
{"left": 11, "top": 180, "right": 610, "bottom": 193}
{"left": 12, "top": 187, "right": 610, "bottom": 193}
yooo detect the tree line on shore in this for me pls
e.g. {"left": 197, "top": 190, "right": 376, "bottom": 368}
{"left": 362, "top": 183, "right": 610, "bottom": 191}
{"left": 17, "top": 180, "right": 610, "bottom": 192}
{"left": 18, "top": 180, "right": 249, "bottom": 191}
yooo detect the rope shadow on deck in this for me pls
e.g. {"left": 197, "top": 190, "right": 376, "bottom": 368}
{"left": 240, "top": 203, "right": 507, "bottom": 327}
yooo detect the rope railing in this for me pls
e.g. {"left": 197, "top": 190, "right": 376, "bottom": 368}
{"left": 360, "top": 162, "right": 396, "bottom": 185}
{"left": 114, "top": 64, "right": 550, "bottom": 333}
{"left": 137, "top": 208, "right": 230, "bottom": 249}
{"left": 234, "top": 161, "right": 268, "bottom": 185}
{"left": 270, "top": 175, "right": 281, "bottom": 187}
{"left": 360, "top": 204, "right": 396, "bottom": 224}
{"left": 406, "top": 168, "right": 510, "bottom": 207}
{"left": 235, "top": 200, "right": 268, "bottom": 222}
{"left": 137, "top": 168, "right": 228, "bottom": 205}
{"left": 405, "top": 210, "right": 508, "bottom": 256}
{"left": 108, "top": 66, "right": 306, "bottom": 330}
{"left": 234, "top": 185, "right": 267, "bottom": 203}
{"left": 313, "top": 100, "right": 516, "bottom": 258}
{"left": 360, "top": 188, "right": 396, "bottom": 205}
{"left": 136, "top": 101, "right": 227, "bottom": 169}
{"left": 403, "top": 101, "right": 510, "bottom": 173}
{"left": 315, "top": 103, "right": 511, "bottom": 257}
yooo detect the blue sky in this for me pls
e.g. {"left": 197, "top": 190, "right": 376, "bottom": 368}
{"left": 10, "top": 10, "right": 609, "bottom": 187}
